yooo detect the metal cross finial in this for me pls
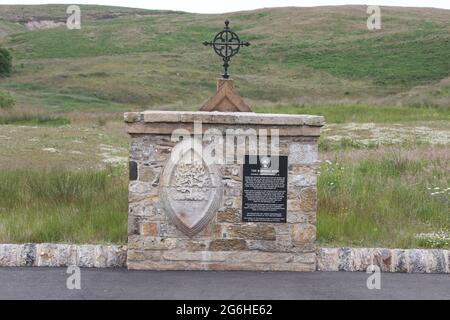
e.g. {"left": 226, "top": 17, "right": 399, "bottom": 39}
{"left": 203, "top": 20, "right": 250, "bottom": 79}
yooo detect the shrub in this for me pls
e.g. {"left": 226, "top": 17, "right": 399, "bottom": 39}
{"left": 0, "top": 90, "right": 15, "bottom": 109}
{"left": 0, "top": 47, "right": 12, "bottom": 77}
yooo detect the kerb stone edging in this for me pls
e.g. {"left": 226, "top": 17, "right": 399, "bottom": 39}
{"left": 0, "top": 244, "right": 127, "bottom": 267}
{"left": 1, "top": 244, "right": 448, "bottom": 273}
{"left": 317, "top": 248, "right": 449, "bottom": 273}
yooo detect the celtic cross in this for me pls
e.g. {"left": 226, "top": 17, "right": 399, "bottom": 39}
{"left": 203, "top": 20, "right": 250, "bottom": 79}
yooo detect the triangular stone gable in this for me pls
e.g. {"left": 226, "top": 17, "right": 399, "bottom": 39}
{"left": 200, "top": 79, "right": 252, "bottom": 112}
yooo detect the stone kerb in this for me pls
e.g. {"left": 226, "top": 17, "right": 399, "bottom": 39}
{"left": 317, "top": 248, "right": 450, "bottom": 273}
{"left": 0, "top": 244, "right": 127, "bottom": 267}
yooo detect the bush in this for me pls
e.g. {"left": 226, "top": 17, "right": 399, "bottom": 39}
{"left": 0, "top": 47, "right": 12, "bottom": 77}
{"left": 0, "top": 90, "right": 15, "bottom": 109}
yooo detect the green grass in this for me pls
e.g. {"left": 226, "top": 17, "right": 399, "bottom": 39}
{"left": 319, "top": 137, "right": 380, "bottom": 152}
{"left": 0, "top": 167, "right": 127, "bottom": 243}
{"left": 0, "top": 5, "right": 449, "bottom": 110}
{"left": 0, "top": 113, "right": 70, "bottom": 126}
{"left": 0, "top": 4, "right": 448, "bottom": 247}
{"left": 9, "top": 89, "right": 132, "bottom": 113}
{"left": 281, "top": 25, "right": 450, "bottom": 88}
{"left": 0, "top": 146, "right": 448, "bottom": 248}
{"left": 317, "top": 151, "right": 450, "bottom": 248}
{"left": 254, "top": 104, "right": 450, "bottom": 123}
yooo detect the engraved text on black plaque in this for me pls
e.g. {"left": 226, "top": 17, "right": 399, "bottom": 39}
{"left": 242, "top": 155, "right": 288, "bottom": 223}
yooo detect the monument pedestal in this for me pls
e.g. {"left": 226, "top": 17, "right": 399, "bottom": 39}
{"left": 124, "top": 111, "right": 324, "bottom": 271}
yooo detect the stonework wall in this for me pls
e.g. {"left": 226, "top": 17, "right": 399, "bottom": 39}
{"left": 125, "top": 111, "right": 324, "bottom": 271}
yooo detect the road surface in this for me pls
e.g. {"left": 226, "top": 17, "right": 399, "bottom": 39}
{"left": 0, "top": 268, "right": 449, "bottom": 300}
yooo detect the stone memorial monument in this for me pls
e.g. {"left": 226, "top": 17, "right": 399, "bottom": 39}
{"left": 124, "top": 20, "right": 325, "bottom": 271}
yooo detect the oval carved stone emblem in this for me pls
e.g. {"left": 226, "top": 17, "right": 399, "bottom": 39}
{"left": 160, "top": 139, "right": 223, "bottom": 237}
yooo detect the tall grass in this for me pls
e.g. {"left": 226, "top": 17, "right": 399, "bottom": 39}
{"left": 0, "top": 167, "right": 127, "bottom": 243}
{"left": 254, "top": 104, "right": 450, "bottom": 124}
{"left": 0, "top": 113, "right": 70, "bottom": 126}
{"left": 317, "top": 151, "right": 450, "bottom": 248}
{"left": 0, "top": 151, "right": 448, "bottom": 248}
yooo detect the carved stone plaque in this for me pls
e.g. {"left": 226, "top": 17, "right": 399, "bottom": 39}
{"left": 160, "top": 139, "right": 223, "bottom": 237}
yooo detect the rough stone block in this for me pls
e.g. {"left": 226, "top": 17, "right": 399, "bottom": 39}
{"left": 226, "top": 225, "right": 276, "bottom": 241}
{"left": 447, "top": 250, "right": 450, "bottom": 273}
{"left": 77, "top": 245, "right": 97, "bottom": 268}
{"left": 20, "top": 243, "right": 36, "bottom": 267}
{"left": 183, "top": 241, "right": 209, "bottom": 251}
{"left": 163, "top": 251, "right": 229, "bottom": 262}
{"left": 409, "top": 249, "right": 427, "bottom": 273}
{"left": 128, "top": 215, "right": 140, "bottom": 236}
{"left": 128, "top": 236, "right": 177, "bottom": 250}
{"left": 373, "top": 248, "right": 393, "bottom": 272}
{"left": 316, "top": 248, "right": 339, "bottom": 272}
{"left": 217, "top": 208, "right": 241, "bottom": 223}
{"left": 338, "top": 247, "right": 353, "bottom": 271}
{"left": 138, "top": 164, "right": 158, "bottom": 183}
{"left": 288, "top": 143, "right": 318, "bottom": 166}
{"left": 229, "top": 251, "right": 295, "bottom": 264}
{"left": 393, "top": 249, "right": 408, "bottom": 273}
{"left": 129, "top": 181, "right": 153, "bottom": 196}
{"left": 107, "top": 245, "right": 127, "bottom": 267}
{"left": 289, "top": 166, "right": 317, "bottom": 188}
{"left": 353, "top": 248, "right": 374, "bottom": 272}
{"left": 293, "top": 252, "right": 316, "bottom": 264}
{"left": 130, "top": 138, "right": 157, "bottom": 162}
{"left": 129, "top": 200, "right": 163, "bottom": 219}
{"left": 247, "top": 240, "right": 295, "bottom": 252}
{"left": 94, "top": 245, "right": 108, "bottom": 268}
{"left": 0, "top": 244, "right": 21, "bottom": 267}
{"left": 223, "top": 179, "right": 241, "bottom": 196}
{"left": 221, "top": 165, "right": 241, "bottom": 180}
{"left": 221, "top": 196, "right": 241, "bottom": 209}
{"left": 128, "top": 260, "right": 208, "bottom": 271}
{"left": 291, "top": 224, "right": 316, "bottom": 245}
{"left": 299, "top": 187, "right": 317, "bottom": 212}
{"left": 286, "top": 211, "right": 315, "bottom": 224}
{"left": 127, "top": 249, "right": 163, "bottom": 262}
{"left": 428, "top": 249, "right": 447, "bottom": 273}
{"left": 35, "top": 244, "right": 75, "bottom": 267}
{"left": 209, "top": 239, "right": 247, "bottom": 251}
{"left": 141, "top": 222, "right": 159, "bottom": 236}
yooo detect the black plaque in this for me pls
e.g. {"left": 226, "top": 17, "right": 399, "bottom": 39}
{"left": 129, "top": 161, "right": 138, "bottom": 181}
{"left": 242, "top": 155, "right": 288, "bottom": 223}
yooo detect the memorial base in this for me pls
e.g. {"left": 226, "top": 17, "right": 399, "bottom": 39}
{"left": 124, "top": 111, "right": 324, "bottom": 271}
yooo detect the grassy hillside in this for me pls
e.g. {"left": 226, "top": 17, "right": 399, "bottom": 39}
{"left": 0, "top": 4, "right": 449, "bottom": 114}
{"left": 0, "top": 5, "right": 448, "bottom": 247}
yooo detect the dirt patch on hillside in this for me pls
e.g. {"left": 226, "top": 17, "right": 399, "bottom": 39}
{"left": 25, "top": 20, "right": 66, "bottom": 30}
{"left": 323, "top": 122, "right": 450, "bottom": 146}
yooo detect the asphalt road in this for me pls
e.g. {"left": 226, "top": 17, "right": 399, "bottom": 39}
{"left": 0, "top": 267, "right": 449, "bottom": 300}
